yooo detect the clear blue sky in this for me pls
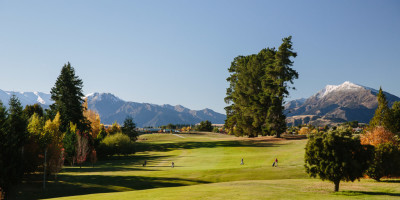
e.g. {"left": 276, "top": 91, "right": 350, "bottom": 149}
{"left": 1, "top": 0, "right": 399, "bottom": 114}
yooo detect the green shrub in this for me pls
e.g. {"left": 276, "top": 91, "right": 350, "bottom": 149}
{"left": 97, "top": 133, "right": 135, "bottom": 158}
{"left": 212, "top": 127, "right": 220, "bottom": 133}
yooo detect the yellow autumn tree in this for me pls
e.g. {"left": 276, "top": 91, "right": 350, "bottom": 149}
{"left": 44, "top": 112, "right": 65, "bottom": 178}
{"left": 298, "top": 127, "right": 311, "bottom": 135}
{"left": 83, "top": 98, "right": 101, "bottom": 138}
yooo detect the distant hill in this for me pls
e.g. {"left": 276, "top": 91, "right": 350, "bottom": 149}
{"left": 85, "top": 93, "right": 226, "bottom": 127}
{"left": 285, "top": 81, "right": 400, "bottom": 126}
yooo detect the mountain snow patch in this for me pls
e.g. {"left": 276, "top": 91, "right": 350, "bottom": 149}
{"left": 315, "top": 81, "right": 364, "bottom": 99}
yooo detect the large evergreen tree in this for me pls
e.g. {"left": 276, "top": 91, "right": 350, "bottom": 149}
{"left": 0, "top": 96, "right": 28, "bottom": 199}
{"left": 0, "top": 100, "right": 9, "bottom": 198}
{"left": 369, "top": 87, "right": 394, "bottom": 132}
{"left": 225, "top": 36, "right": 298, "bottom": 137}
{"left": 50, "top": 62, "right": 89, "bottom": 132}
{"left": 267, "top": 36, "right": 298, "bottom": 137}
{"left": 391, "top": 101, "right": 400, "bottom": 133}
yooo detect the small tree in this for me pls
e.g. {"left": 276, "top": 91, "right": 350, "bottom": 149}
{"left": 89, "top": 149, "right": 97, "bottom": 167}
{"left": 23, "top": 103, "right": 44, "bottom": 118}
{"left": 63, "top": 123, "right": 77, "bottom": 165}
{"left": 121, "top": 116, "right": 138, "bottom": 141}
{"left": 298, "top": 127, "right": 311, "bottom": 135}
{"left": 305, "top": 130, "right": 372, "bottom": 192}
{"left": 107, "top": 121, "right": 121, "bottom": 135}
{"left": 75, "top": 131, "right": 90, "bottom": 168}
{"left": 196, "top": 120, "right": 213, "bottom": 132}
{"left": 83, "top": 99, "right": 101, "bottom": 138}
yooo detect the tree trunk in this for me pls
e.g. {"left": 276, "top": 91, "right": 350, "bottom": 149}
{"left": 334, "top": 180, "right": 340, "bottom": 192}
{"left": 43, "top": 148, "right": 47, "bottom": 190}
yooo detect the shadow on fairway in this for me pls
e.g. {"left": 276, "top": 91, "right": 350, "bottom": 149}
{"left": 136, "top": 140, "right": 285, "bottom": 152}
{"left": 63, "top": 155, "right": 170, "bottom": 173}
{"left": 340, "top": 190, "right": 400, "bottom": 197}
{"left": 14, "top": 173, "right": 210, "bottom": 200}
{"left": 381, "top": 179, "right": 400, "bottom": 183}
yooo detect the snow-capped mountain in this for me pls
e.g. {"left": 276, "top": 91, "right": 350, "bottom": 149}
{"left": 0, "top": 89, "right": 53, "bottom": 108}
{"left": 0, "top": 90, "right": 226, "bottom": 127}
{"left": 85, "top": 93, "right": 226, "bottom": 127}
{"left": 285, "top": 81, "right": 400, "bottom": 126}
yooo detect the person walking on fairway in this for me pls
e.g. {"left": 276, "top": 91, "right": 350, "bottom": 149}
{"left": 143, "top": 160, "right": 147, "bottom": 167}
{"left": 275, "top": 158, "right": 278, "bottom": 167}
{"left": 171, "top": 162, "right": 174, "bottom": 168}
{"left": 240, "top": 158, "right": 244, "bottom": 165}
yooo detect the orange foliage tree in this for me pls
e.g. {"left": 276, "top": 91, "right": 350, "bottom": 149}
{"left": 360, "top": 126, "right": 398, "bottom": 146}
{"left": 83, "top": 99, "right": 101, "bottom": 138}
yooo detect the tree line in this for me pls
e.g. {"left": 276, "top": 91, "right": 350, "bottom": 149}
{"left": 0, "top": 63, "right": 138, "bottom": 199}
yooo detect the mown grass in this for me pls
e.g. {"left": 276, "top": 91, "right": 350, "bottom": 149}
{"left": 11, "top": 132, "right": 400, "bottom": 200}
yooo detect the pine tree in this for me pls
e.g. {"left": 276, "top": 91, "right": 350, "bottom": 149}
{"left": 391, "top": 101, "right": 400, "bottom": 133}
{"left": 50, "top": 62, "right": 89, "bottom": 132}
{"left": 369, "top": 88, "right": 394, "bottom": 132}
{"left": 0, "top": 100, "right": 9, "bottom": 198}
{"left": 122, "top": 116, "right": 138, "bottom": 141}
{"left": 268, "top": 36, "right": 298, "bottom": 137}
{"left": 0, "top": 96, "right": 28, "bottom": 199}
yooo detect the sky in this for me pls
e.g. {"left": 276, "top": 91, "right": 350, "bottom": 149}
{"left": 0, "top": 0, "right": 399, "bottom": 114}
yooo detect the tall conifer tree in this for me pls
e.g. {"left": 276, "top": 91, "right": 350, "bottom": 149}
{"left": 0, "top": 96, "right": 28, "bottom": 199}
{"left": 369, "top": 87, "right": 394, "bottom": 132}
{"left": 50, "top": 62, "right": 88, "bottom": 132}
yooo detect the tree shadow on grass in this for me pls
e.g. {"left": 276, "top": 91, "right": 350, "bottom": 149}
{"left": 63, "top": 155, "right": 171, "bottom": 173}
{"left": 62, "top": 155, "right": 171, "bottom": 173}
{"left": 339, "top": 190, "right": 400, "bottom": 197}
{"left": 14, "top": 173, "right": 210, "bottom": 200}
{"left": 380, "top": 179, "right": 400, "bottom": 183}
{"left": 136, "top": 140, "right": 285, "bottom": 153}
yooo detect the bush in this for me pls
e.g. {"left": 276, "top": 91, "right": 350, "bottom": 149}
{"left": 97, "top": 133, "right": 135, "bottom": 158}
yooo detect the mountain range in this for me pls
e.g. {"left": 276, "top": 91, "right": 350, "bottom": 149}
{"left": 1, "top": 81, "right": 398, "bottom": 128}
{"left": 0, "top": 90, "right": 52, "bottom": 108}
{"left": 285, "top": 81, "right": 400, "bottom": 126}
{"left": 85, "top": 93, "right": 226, "bottom": 127}
{"left": 0, "top": 89, "right": 226, "bottom": 127}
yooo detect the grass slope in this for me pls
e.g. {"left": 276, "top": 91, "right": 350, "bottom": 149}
{"left": 13, "top": 133, "right": 400, "bottom": 200}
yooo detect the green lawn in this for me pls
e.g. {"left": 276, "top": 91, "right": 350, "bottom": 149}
{"left": 12, "top": 132, "right": 400, "bottom": 200}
